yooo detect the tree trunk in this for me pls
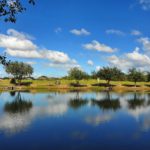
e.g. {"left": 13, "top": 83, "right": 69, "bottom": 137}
{"left": 107, "top": 80, "right": 110, "bottom": 87}
{"left": 18, "top": 78, "right": 22, "bottom": 86}
{"left": 135, "top": 81, "right": 136, "bottom": 87}
{"left": 16, "top": 92, "right": 21, "bottom": 102}
{"left": 76, "top": 80, "right": 79, "bottom": 85}
{"left": 106, "top": 91, "right": 110, "bottom": 100}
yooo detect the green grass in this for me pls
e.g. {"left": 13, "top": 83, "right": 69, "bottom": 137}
{"left": 1, "top": 79, "right": 150, "bottom": 91}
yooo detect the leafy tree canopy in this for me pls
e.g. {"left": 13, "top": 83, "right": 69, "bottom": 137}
{"left": 128, "top": 68, "right": 145, "bottom": 85}
{"left": 5, "top": 61, "right": 33, "bottom": 84}
{"left": 146, "top": 72, "right": 150, "bottom": 82}
{"left": 96, "top": 67, "right": 123, "bottom": 85}
{"left": 0, "top": 0, "right": 35, "bottom": 23}
{"left": 0, "top": 55, "right": 9, "bottom": 66}
{"left": 68, "top": 67, "right": 88, "bottom": 81}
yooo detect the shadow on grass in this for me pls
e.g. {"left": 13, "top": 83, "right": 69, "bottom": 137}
{"left": 122, "top": 84, "right": 141, "bottom": 87}
{"left": 91, "top": 83, "right": 116, "bottom": 87}
{"left": 70, "top": 83, "right": 87, "bottom": 87}
{"left": 15, "top": 82, "right": 32, "bottom": 86}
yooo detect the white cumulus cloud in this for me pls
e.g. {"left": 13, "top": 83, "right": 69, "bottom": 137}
{"left": 70, "top": 28, "right": 90, "bottom": 36}
{"left": 54, "top": 27, "right": 62, "bottom": 33}
{"left": 83, "top": 40, "right": 117, "bottom": 53}
{"left": 0, "top": 29, "right": 79, "bottom": 69}
{"left": 0, "top": 29, "right": 37, "bottom": 50}
{"left": 87, "top": 60, "right": 94, "bottom": 66}
{"left": 138, "top": 0, "right": 150, "bottom": 10}
{"left": 108, "top": 47, "right": 150, "bottom": 71}
{"left": 131, "top": 30, "right": 142, "bottom": 36}
{"left": 48, "top": 59, "right": 80, "bottom": 70}
{"left": 106, "top": 29, "right": 125, "bottom": 36}
{"left": 138, "top": 37, "right": 150, "bottom": 51}
{"left": 96, "top": 66, "right": 101, "bottom": 71}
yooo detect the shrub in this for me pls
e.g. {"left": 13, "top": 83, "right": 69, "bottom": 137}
{"left": 10, "top": 78, "right": 16, "bottom": 84}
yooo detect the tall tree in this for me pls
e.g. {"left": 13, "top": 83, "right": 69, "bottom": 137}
{"left": 96, "top": 67, "right": 123, "bottom": 86}
{"left": 0, "top": 0, "right": 35, "bottom": 23}
{"left": 5, "top": 61, "right": 33, "bottom": 84}
{"left": 68, "top": 67, "right": 87, "bottom": 84}
{"left": 146, "top": 72, "right": 150, "bottom": 82}
{"left": 128, "top": 68, "right": 145, "bottom": 86}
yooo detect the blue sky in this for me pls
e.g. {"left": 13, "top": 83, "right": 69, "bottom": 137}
{"left": 0, "top": 0, "right": 150, "bottom": 77}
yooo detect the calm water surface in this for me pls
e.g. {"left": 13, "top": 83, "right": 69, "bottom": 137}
{"left": 0, "top": 91, "right": 150, "bottom": 150}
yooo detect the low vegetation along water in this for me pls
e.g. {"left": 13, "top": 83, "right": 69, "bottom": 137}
{"left": 1, "top": 91, "right": 150, "bottom": 149}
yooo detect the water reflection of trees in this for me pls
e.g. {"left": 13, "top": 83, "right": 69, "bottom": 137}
{"left": 0, "top": 92, "right": 68, "bottom": 135}
{"left": 9, "top": 91, "right": 16, "bottom": 97}
{"left": 92, "top": 92, "right": 120, "bottom": 111}
{"left": 146, "top": 93, "right": 150, "bottom": 105}
{"left": 4, "top": 92, "right": 32, "bottom": 113}
{"left": 128, "top": 93, "right": 145, "bottom": 109}
{"left": 68, "top": 92, "right": 88, "bottom": 109}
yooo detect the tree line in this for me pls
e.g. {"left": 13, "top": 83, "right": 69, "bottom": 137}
{"left": 1, "top": 60, "right": 150, "bottom": 87}
{"left": 67, "top": 67, "right": 150, "bottom": 86}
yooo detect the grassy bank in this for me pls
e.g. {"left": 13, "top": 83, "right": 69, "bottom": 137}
{"left": 1, "top": 79, "right": 150, "bottom": 92}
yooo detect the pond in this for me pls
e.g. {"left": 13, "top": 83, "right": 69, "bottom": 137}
{"left": 0, "top": 91, "right": 150, "bottom": 150}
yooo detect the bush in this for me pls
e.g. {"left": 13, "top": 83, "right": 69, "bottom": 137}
{"left": 91, "top": 83, "right": 115, "bottom": 87}
{"left": 10, "top": 78, "right": 16, "bottom": 84}
{"left": 70, "top": 82, "right": 87, "bottom": 87}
